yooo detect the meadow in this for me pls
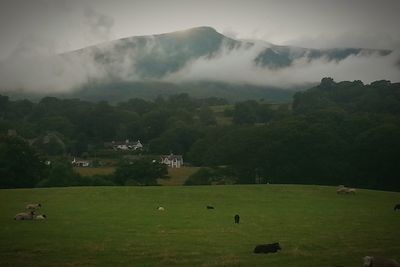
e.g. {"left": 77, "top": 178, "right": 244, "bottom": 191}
{"left": 0, "top": 185, "right": 399, "bottom": 267}
{"left": 74, "top": 166, "right": 200, "bottom": 186}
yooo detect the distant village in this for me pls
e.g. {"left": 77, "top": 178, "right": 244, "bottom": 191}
{"left": 71, "top": 139, "right": 183, "bottom": 168}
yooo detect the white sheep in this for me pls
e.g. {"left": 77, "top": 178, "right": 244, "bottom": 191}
{"left": 157, "top": 206, "right": 165, "bottom": 211}
{"left": 363, "top": 256, "right": 400, "bottom": 267}
{"left": 347, "top": 188, "right": 356, "bottom": 194}
{"left": 336, "top": 186, "right": 356, "bottom": 195}
{"left": 14, "top": 211, "right": 35, "bottom": 220}
{"left": 26, "top": 203, "right": 42, "bottom": 210}
{"left": 34, "top": 214, "right": 47, "bottom": 220}
{"left": 336, "top": 186, "right": 349, "bottom": 194}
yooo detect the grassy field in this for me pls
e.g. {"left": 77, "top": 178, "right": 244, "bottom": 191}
{"left": 75, "top": 166, "right": 199, "bottom": 186}
{"left": 73, "top": 167, "right": 115, "bottom": 177}
{"left": 0, "top": 185, "right": 399, "bottom": 267}
{"left": 210, "top": 105, "right": 233, "bottom": 125}
{"left": 159, "top": 167, "right": 201, "bottom": 186}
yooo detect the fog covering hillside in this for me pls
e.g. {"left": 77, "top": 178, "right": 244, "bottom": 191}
{"left": 66, "top": 26, "right": 390, "bottom": 78}
{"left": 1, "top": 27, "right": 397, "bottom": 103}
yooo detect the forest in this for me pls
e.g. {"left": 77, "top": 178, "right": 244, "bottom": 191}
{"left": 1, "top": 78, "right": 399, "bottom": 190}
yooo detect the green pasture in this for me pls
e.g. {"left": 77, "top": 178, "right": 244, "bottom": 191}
{"left": 0, "top": 185, "right": 399, "bottom": 266}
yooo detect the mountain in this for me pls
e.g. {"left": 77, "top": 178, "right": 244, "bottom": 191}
{"left": 65, "top": 26, "right": 391, "bottom": 79}
{"left": 3, "top": 27, "right": 395, "bottom": 103}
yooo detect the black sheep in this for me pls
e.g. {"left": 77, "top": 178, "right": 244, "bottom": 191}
{"left": 253, "top": 242, "right": 282, "bottom": 254}
{"left": 234, "top": 214, "right": 240, "bottom": 224}
{"left": 394, "top": 204, "right": 400, "bottom": 211}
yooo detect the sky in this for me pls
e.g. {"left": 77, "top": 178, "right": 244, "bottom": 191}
{"left": 0, "top": 0, "right": 399, "bottom": 92}
{"left": 0, "top": 0, "right": 399, "bottom": 59}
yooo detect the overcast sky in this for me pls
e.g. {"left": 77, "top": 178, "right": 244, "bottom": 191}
{"left": 0, "top": 0, "right": 400, "bottom": 60}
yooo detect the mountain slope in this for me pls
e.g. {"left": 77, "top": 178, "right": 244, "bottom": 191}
{"left": 64, "top": 26, "right": 391, "bottom": 79}
{"left": 3, "top": 27, "right": 396, "bottom": 103}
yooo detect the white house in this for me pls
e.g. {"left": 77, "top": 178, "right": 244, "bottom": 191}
{"left": 71, "top": 158, "right": 90, "bottom": 167}
{"left": 105, "top": 140, "right": 143, "bottom": 151}
{"left": 160, "top": 154, "right": 183, "bottom": 168}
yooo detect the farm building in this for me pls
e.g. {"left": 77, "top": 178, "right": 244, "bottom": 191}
{"left": 160, "top": 154, "right": 183, "bottom": 168}
{"left": 71, "top": 158, "right": 90, "bottom": 167}
{"left": 104, "top": 140, "right": 143, "bottom": 151}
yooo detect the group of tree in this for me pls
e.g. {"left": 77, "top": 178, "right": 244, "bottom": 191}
{"left": 1, "top": 78, "right": 399, "bottom": 190}
{"left": 186, "top": 79, "right": 400, "bottom": 190}
{"left": 0, "top": 135, "right": 168, "bottom": 188}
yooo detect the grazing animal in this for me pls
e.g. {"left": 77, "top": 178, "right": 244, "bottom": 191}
{"left": 26, "top": 203, "right": 41, "bottom": 210}
{"left": 14, "top": 211, "right": 35, "bottom": 220}
{"left": 347, "top": 188, "right": 356, "bottom": 194}
{"left": 394, "top": 204, "right": 400, "bottom": 211}
{"left": 206, "top": 206, "right": 214, "bottom": 209}
{"left": 337, "top": 186, "right": 348, "bottom": 194}
{"left": 34, "top": 214, "right": 47, "bottom": 220}
{"left": 234, "top": 214, "right": 240, "bottom": 224}
{"left": 363, "top": 256, "right": 400, "bottom": 267}
{"left": 253, "top": 242, "right": 282, "bottom": 254}
{"left": 157, "top": 206, "right": 165, "bottom": 211}
{"left": 337, "top": 186, "right": 356, "bottom": 195}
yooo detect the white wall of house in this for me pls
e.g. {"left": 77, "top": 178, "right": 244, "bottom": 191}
{"left": 161, "top": 157, "right": 183, "bottom": 168}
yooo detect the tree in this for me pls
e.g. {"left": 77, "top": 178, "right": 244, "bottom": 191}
{"left": 232, "top": 101, "right": 259, "bottom": 124}
{"left": 36, "top": 159, "right": 82, "bottom": 187}
{"left": 0, "top": 135, "right": 46, "bottom": 188}
{"left": 354, "top": 124, "right": 400, "bottom": 190}
{"left": 198, "top": 106, "right": 217, "bottom": 125}
{"left": 114, "top": 158, "right": 168, "bottom": 186}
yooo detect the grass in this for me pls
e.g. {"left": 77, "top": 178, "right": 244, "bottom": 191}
{"left": 210, "top": 104, "right": 233, "bottom": 125}
{"left": 0, "top": 185, "right": 399, "bottom": 266}
{"left": 159, "top": 167, "right": 201, "bottom": 186}
{"left": 75, "top": 166, "right": 198, "bottom": 186}
{"left": 74, "top": 167, "right": 115, "bottom": 177}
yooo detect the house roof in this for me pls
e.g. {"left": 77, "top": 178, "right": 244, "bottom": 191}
{"left": 104, "top": 140, "right": 142, "bottom": 147}
{"left": 161, "top": 154, "right": 183, "bottom": 160}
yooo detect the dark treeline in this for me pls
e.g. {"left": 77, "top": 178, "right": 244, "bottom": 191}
{"left": 1, "top": 78, "right": 399, "bottom": 190}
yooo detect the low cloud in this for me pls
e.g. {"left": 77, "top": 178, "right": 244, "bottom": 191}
{"left": 83, "top": 6, "right": 115, "bottom": 43}
{"left": 0, "top": 34, "right": 107, "bottom": 93}
{"left": 0, "top": 35, "right": 399, "bottom": 94}
{"left": 164, "top": 44, "right": 400, "bottom": 88}
{"left": 285, "top": 31, "right": 400, "bottom": 51}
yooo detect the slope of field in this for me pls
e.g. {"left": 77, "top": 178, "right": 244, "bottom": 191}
{"left": 158, "top": 167, "right": 201, "bottom": 186}
{"left": 73, "top": 167, "right": 115, "bottom": 177}
{"left": 0, "top": 185, "right": 399, "bottom": 267}
{"left": 74, "top": 166, "right": 198, "bottom": 186}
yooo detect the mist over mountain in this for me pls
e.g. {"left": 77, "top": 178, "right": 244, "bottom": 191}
{"left": 1, "top": 26, "right": 399, "bottom": 102}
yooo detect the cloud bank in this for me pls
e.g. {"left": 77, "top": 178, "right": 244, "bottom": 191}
{"left": 0, "top": 35, "right": 399, "bottom": 94}
{"left": 164, "top": 44, "right": 400, "bottom": 88}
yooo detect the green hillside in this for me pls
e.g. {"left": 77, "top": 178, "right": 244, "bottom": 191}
{"left": 1, "top": 185, "right": 399, "bottom": 266}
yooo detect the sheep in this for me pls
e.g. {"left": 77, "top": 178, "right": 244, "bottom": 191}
{"left": 26, "top": 203, "right": 41, "bottom": 210}
{"left": 347, "top": 188, "right": 356, "bottom": 194}
{"left": 337, "top": 187, "right": 348, "bottom": 194}
{"left": 14, "top": 211, "right": 35, "bottom": 220}
{"left": 206, "top": 205, "right": 214, "bottom": 209}
{"left": 253, "top": 242, "right": 282, "bottom": 254}
{"left": 394, "top": 204, "right": 400, "bottom": 211}
{"left": 157, "top": 206, "right": 165, "bottom": 211}
{"left": 336, "top": 186, "right": 356, "bottom": 195}
{"left": 234, "top": 214, "right": 240, "bottom": 224}
{"left": 363, "top": 256, "right": 400, "bottom": 267}
{"left": 34, "top": 214, "right": 47, "bottom": 220}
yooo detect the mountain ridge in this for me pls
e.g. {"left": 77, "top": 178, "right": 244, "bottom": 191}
{"left": 63, "top": 26, "right": 391, "bottom": 79}
{"left": 2, "top": 26, "right": 396, "bottom": 103}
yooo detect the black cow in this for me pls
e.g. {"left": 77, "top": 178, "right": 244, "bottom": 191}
{"left": 234, "top": 214, "right": 240, "bottom": 224}
{"left": 253, "top": 242, "right": 282, "bottom": 254}
{"left": 394, "top": 204, "right": 400, "bottom": 211}
{"left": 206, "top": 205, "right": 214, "bottom": 209}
